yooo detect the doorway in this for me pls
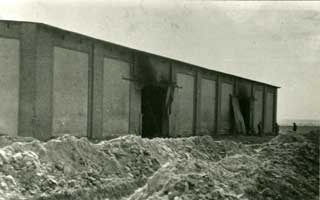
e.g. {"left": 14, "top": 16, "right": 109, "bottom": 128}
{"left": 141, "top": 85, "right": 168, "bottom": 138}
{"left": 239, "top": 98, "right": 251, "bottom": 133}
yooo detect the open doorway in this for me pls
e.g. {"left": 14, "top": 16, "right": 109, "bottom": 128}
{"left": 141, "top": 85, "right": 168, "bottom": 138}
{"left": 239, "top": 98, "right": 251, "bottom": 133}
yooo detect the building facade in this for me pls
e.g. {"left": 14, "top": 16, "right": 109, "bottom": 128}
{"left": 0, "top": 20, "right": 279, "bottom": 140}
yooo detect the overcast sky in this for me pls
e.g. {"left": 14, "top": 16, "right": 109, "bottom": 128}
{"left": 0, "top": 0, "right": 319, "bottom": 121}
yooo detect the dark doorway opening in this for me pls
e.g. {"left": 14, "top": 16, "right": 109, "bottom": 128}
{"left": 141, "top": 85, "right": 168, "bottom": 138}
{"left": 239, "top": 98, "right": 251, "bottom": 133}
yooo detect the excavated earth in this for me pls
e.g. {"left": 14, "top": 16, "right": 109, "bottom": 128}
{"left": 0, "top": 130, "right": 318, "bottom": 200}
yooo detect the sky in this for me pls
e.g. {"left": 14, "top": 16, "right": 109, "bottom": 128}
{"left": 0, "top": 0, "right": 319, "bottom": 121}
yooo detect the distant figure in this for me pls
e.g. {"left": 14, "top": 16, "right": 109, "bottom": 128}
{"left": 274, "top": 123, "right": 280, "bottom": 134}
{"left": 293, "top": 122, "right": 298, "bottom": 132}
{"left": 257, "top": 121, "right": 263, "bottom": 136}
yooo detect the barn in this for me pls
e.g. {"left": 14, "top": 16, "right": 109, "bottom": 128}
{"left": 0, "top": 20, "right": 279, "bottom": 140}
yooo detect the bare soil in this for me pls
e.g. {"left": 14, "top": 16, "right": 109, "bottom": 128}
{"left": 0, "top": 129, "right": 318, "bottom": 200}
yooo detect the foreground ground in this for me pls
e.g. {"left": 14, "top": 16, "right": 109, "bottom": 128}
{"left": 0, "top": 129, "right": 318, "bottom": 200}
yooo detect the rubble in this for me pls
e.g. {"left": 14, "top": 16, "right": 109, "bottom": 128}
{"left": 0, "top": 130, "right": 318, "bottom": 200}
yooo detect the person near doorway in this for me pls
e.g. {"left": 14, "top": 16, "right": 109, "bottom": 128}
{"left": 293, "top": 122, "right": 298, "bottom": 132}
{"left": 274, "top": 123, "right": 280, "bottom": 134}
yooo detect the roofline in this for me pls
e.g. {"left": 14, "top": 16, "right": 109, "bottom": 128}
{"left": 1, "top": 19, "right": 280, "bottom": 88}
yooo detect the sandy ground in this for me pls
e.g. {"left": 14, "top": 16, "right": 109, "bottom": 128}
{"left": 280, "top": 126, "right": 320, "bottom": 134}
{"left": 0, "top": 129, "right": 318, "bottom": 200}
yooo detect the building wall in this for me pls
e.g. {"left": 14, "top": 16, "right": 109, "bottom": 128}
{"left": 90, "top": 40, "right": 133, "bottom": 139}
{"left": 264, "top": 87, "right": 275, "bottom": 134}
{"left": 52, "top": 47, "right": 89, "bottom": 136}
{"left": 170, "top": 63, "right": 196, "bottom": 137}
{"left": 18, "top": 23, "right": 39, "bottom": 138}
{"left": 199, "top": 77, "right": 216, "bottom": 135}
{"left": 0, "top": 38, "right": 20, "bottom": 136}
{"left": 237, "top": 80, "right": 252, "bottom": 98}
{"left": 0, "top": 21, "right": 21, "bottom": 39}
{"left": 219, "top": 76, "right": 234, "bottom": 134}
{"left": 35, "top": 24, "right": 134, "bottom": 139}
{"left": 35, "top": 25, "right": 93, "bottom": 139}
{"left": 148, "top": 56, "right": 171, "bottom": 82}
{"left": 34, "top": 25, "right": 54, "bottom": 140}
{"left": 135, "top": 54, "right": 171, "bottom": 83}
{"left": 172, "top": 73, "right": 195, "bottom": 137}
{"left": 253, "top": 85, "right": 264, "bottom": 133}
{"left": 129, "top": 54, "right": 142, "bottom": 136}
{"left": 102, "top": 58, "right": 130, "bottom": 138}
{"left": 91, "top": 43, "right": 104, "bottom": 139}
{"left": 0, "top": 21, "right": 279, "bottom": 139}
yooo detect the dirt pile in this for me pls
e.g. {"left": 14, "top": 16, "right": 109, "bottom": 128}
{"left": 0, "top": 131, "right": 318, "bottom": 200}
{"left": 248, "top": 131, "right": 319, "bottom": 200}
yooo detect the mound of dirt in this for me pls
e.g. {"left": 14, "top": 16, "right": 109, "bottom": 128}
{"left": 0, "top": 131, "right": 318, "bottom": 200}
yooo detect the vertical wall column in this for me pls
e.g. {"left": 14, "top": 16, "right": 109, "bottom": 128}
{"left": 169, "top": 62, "right": 176, "bottom": 136}
{"left": 262, "top": 86, "right": 266, "bottom": 134}
{"left": 91, "top": 43, "right": 104, "bottom": 139}
{"left": 199, "top": 75, "right": 217, "bottom": 135}
{"left": 232, "top": 78, "right": 237, "bottom": 135}
{"left": 87, "top": 44, "right": 94, "bottom": 138}
{"left": 129, "top": 53, "right": 141, "bottom": 135}
{"left": 194, "top": 71, "right": 201, "bottom": 135}
{"left": 219, "top": 77, "right": 234, "bottom": 134}
{"left": 18, "top": 23, "right": 38, "bottom": 137}
{"left": 19, "top": 24, "right": 56, "bottom": 140}
{"left": 215, "top": 74, "right": 221, "bottom": 134}
{"left": 249, "top": 83, "right": 254, "bottom": 133}
{"left": 264, "top": 88, "right": 275, "bottom": 134}
{"left": 253, "top": 85, "right": 264, "bottom": 134}
{"left": 274, "top": 89, "right": 278, "bottom": 128}
{"left": 34, "top": 27, "right": 54, "bottom": 140}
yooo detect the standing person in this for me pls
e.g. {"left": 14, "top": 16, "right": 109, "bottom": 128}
{"left": 274, "top": 123, "right": 280, "bottom": 134}
{"left": 293, "top": 122, "right": 298, "bottom": 132}
{"left": 257, "top": 121, "right": 262, "bottom": 136}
